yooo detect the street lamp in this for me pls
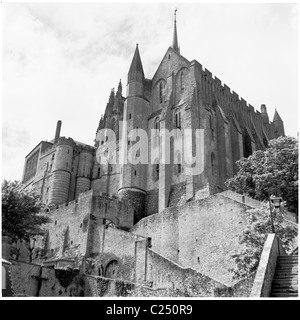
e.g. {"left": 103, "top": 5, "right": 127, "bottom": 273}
{"left": 269, "top": 194, "right": 283, "bottom": 233}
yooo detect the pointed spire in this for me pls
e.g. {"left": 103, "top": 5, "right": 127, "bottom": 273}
{"left": 172, "top": 8, "right": 180, "bottom": 53}
{"left": 128, "top": 44, "right": 144, "bottom": 83}
{"left": 117, "top": 79, "right": 122, "bottom": 95}
{"left": 273, "top": 109, "right": 283, "bottom": 122}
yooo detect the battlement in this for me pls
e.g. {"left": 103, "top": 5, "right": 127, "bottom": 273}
{"left": 57, "top": 137, "right": 76, "bottom": 148}
{"left": 190, "top": 58, "right": 273, "bottom": 119}
{"left": 75, "top": 143, "right": 95, "bottom": 155}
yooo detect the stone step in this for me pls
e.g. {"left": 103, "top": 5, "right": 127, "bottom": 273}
{"left": 274, "top": 272, "right": 298, "bottom": 276}
{"left": 273, "top": 277, "right": 298, "bottom": 282}
{"left": 271, "top": 289, "right": 298, "bottom": 294}
{"left": 270, "top": 293, "right": 298, "bottom": 297}
{"left": 275, "top": 268, "right": 298, "bottom": 272}
{"left": 272, "top": 283, "right": 298, "bottom": 289}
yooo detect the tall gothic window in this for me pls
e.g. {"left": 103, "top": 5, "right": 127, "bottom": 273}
{"left": 154, "top": 117, "right": 160, "bottom": 147}
{"left": 154, "top": 117, "right": 160, "bottom": 130}
{"left": 180, "top": 72, "right": 184, "bottom": 92}
{"left": 159, "top": 82, "right": 163, "bottom": 104}
{"left": 175, "top": 112, "right": 181, "bottom": 129}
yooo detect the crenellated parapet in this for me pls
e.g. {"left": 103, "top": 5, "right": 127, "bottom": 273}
{"left": 190, "top": 59, "right": 280, "bottom": 146}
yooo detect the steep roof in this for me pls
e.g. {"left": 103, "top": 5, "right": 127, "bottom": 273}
{"left": 128, "top": 44, "right": 144, "bottom": 77}
{"left": 273, "top": 109, "right": 283, "bottom": 122}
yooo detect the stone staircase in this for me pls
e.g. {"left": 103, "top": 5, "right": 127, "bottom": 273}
{"left": 270, "top": 255, "right": 298, "bottom": 297}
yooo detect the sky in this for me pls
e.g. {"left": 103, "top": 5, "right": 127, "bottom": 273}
{"left": 1, "top": 1, "right": 299, "bottom": 181}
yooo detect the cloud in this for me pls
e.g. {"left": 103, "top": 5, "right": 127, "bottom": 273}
{"left": 2, "top": 2, "right": 298, "bottom": 181}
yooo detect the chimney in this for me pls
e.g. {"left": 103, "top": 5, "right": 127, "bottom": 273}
{"left": 54, "top": 120, "right": 62, "bottom": 144}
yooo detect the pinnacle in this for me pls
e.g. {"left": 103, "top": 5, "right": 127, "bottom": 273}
{"left": 172, "top": 8, "right": 180, "bottom": 53}
{"left": 128, "top": 44, "right": 144, "bottom": 77}
{"left": 273, "top": 109, "right": 283, "bottom": 122}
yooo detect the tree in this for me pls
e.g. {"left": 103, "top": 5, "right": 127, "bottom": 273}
{"left": 2, "top": 180, "right": 50, "bottom": 262}
{"left": 225, "top": 136, "right": 298, "bottom": 214}
{"left": 229, "top": 204, "right": 298, "bottom": 279}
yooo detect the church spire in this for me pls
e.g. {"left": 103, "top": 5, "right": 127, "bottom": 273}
{"left": 172, "top": 8, "right": 180, "bottom": 53}
{"left": 128, "top": 44, "right": 144, "bottom": 83}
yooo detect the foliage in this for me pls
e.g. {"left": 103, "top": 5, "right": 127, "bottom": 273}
{"left": 115, "top": 280, "right": 134, "bottom": 297}
{"left": 2, "top": 180, "right": 50, "bottom": 259}
{"left": 225, "top": 136, "right": 298, "bottom": 214}
{"left": 229, "top": 204, "right": 298, "bottom": 279}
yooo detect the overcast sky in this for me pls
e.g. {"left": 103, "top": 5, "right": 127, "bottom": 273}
{"left": 1, "top": 1, "right": 298, "bottom": 181}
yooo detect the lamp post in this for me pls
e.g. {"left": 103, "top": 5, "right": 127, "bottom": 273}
{"left": 268, "top": 194, "right": 283, "bottom": 234}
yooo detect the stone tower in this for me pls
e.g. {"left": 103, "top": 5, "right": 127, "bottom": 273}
{"left": 118, "top": 44, "right": 151, "bottom": 223}
{"left": 49, "top": 137, "right": 75, "bottom": 205}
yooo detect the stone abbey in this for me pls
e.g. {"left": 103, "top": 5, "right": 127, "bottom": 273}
{"left": 21, "top": 15, "right": 285, "bottom": 223}
{"left": 17, "top": 12, "right": 289, "bottom": 296}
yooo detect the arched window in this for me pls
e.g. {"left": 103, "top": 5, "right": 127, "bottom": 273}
{"left": 154, "top": 117, "right": 160, "bottom": 147}
{"left": 97, "top": 168, "right": 101, "bottom": 177}
{"left": 175, "top": 112, "right": 181, "bottom": 129}
{"left": 154, "top": 117, "right": 160, "bottom": 130}
{"left": 136, "top": 149, "right": 140, "bottom": 160}
{"left": 211, "top": 152, "right": 215, "bottom": 176}
{"left": 159, "top": 82, "right": 163, "bottom": 104}
{"left": 180, "top": 72, "right": 184, "bottom": 92}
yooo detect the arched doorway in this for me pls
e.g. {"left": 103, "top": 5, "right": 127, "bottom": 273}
{"left": 104, "top": 260, "right": 118, "bottom": 279}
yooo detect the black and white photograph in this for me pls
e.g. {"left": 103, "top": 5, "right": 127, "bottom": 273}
{"left": 1, "top": 1, "right": 298, "bottom": 302}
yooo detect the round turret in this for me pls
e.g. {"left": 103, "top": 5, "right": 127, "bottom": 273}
{"left": 49, "top": 137, "right": 75, "bottom": 205}
{"left": 74, "top": 148, "right": 94, "bottom": 199}
{"left": 118, "top": 187, "right": 145, "bottom": 225}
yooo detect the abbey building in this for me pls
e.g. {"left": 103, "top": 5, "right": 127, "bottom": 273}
{"left": 17, "top": 12, "right": 288, "bottom": 296}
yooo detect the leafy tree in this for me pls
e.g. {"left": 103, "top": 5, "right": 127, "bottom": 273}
{"left": 225, "top": 136, "right": 298, "bottom": 214}
{"left": 229, "top": 204, "right": 298, "bottom": 279}
{"left": 2, "top": 180, "right": 50, "bottom": 262}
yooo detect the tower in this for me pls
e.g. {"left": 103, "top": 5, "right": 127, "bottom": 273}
{"left": 118, "top": 44, "right": 151, "bottom": 224}
{"left": 260, "top": 104, "right": 269, "bottom": 125}
{"left": 273, "top": 109, "right": 285, "bottom": 137}
{"left": 75, "top": 146, "right": 94, "bottom": 199}
{"left": 49, "top": 137, "right": 75, "bottom": 205}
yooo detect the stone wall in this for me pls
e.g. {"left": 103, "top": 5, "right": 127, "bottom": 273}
{"left": 145, "top": 189, "right": 159, "bottom": 216}
{"left": 9, "top": 260, "right": 84, "bottom": 297}
{"left": 131, "top": 193, "right": 251, "bottom": 286}
{"left": 147, "top": 249, "right": 230, "bottom": 297}
{"left": 42, "top": 190, "right": 94, "bottom": 259}
{"left": 250, "top": 234, "right": 287, "bottom": 297}
{"left": 90, "top": 224, "right": 146, "bottom": 282}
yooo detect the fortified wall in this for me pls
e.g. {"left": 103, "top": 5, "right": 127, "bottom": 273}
{"left": 37, "top": 190, "right": 134, "bottom": 262}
